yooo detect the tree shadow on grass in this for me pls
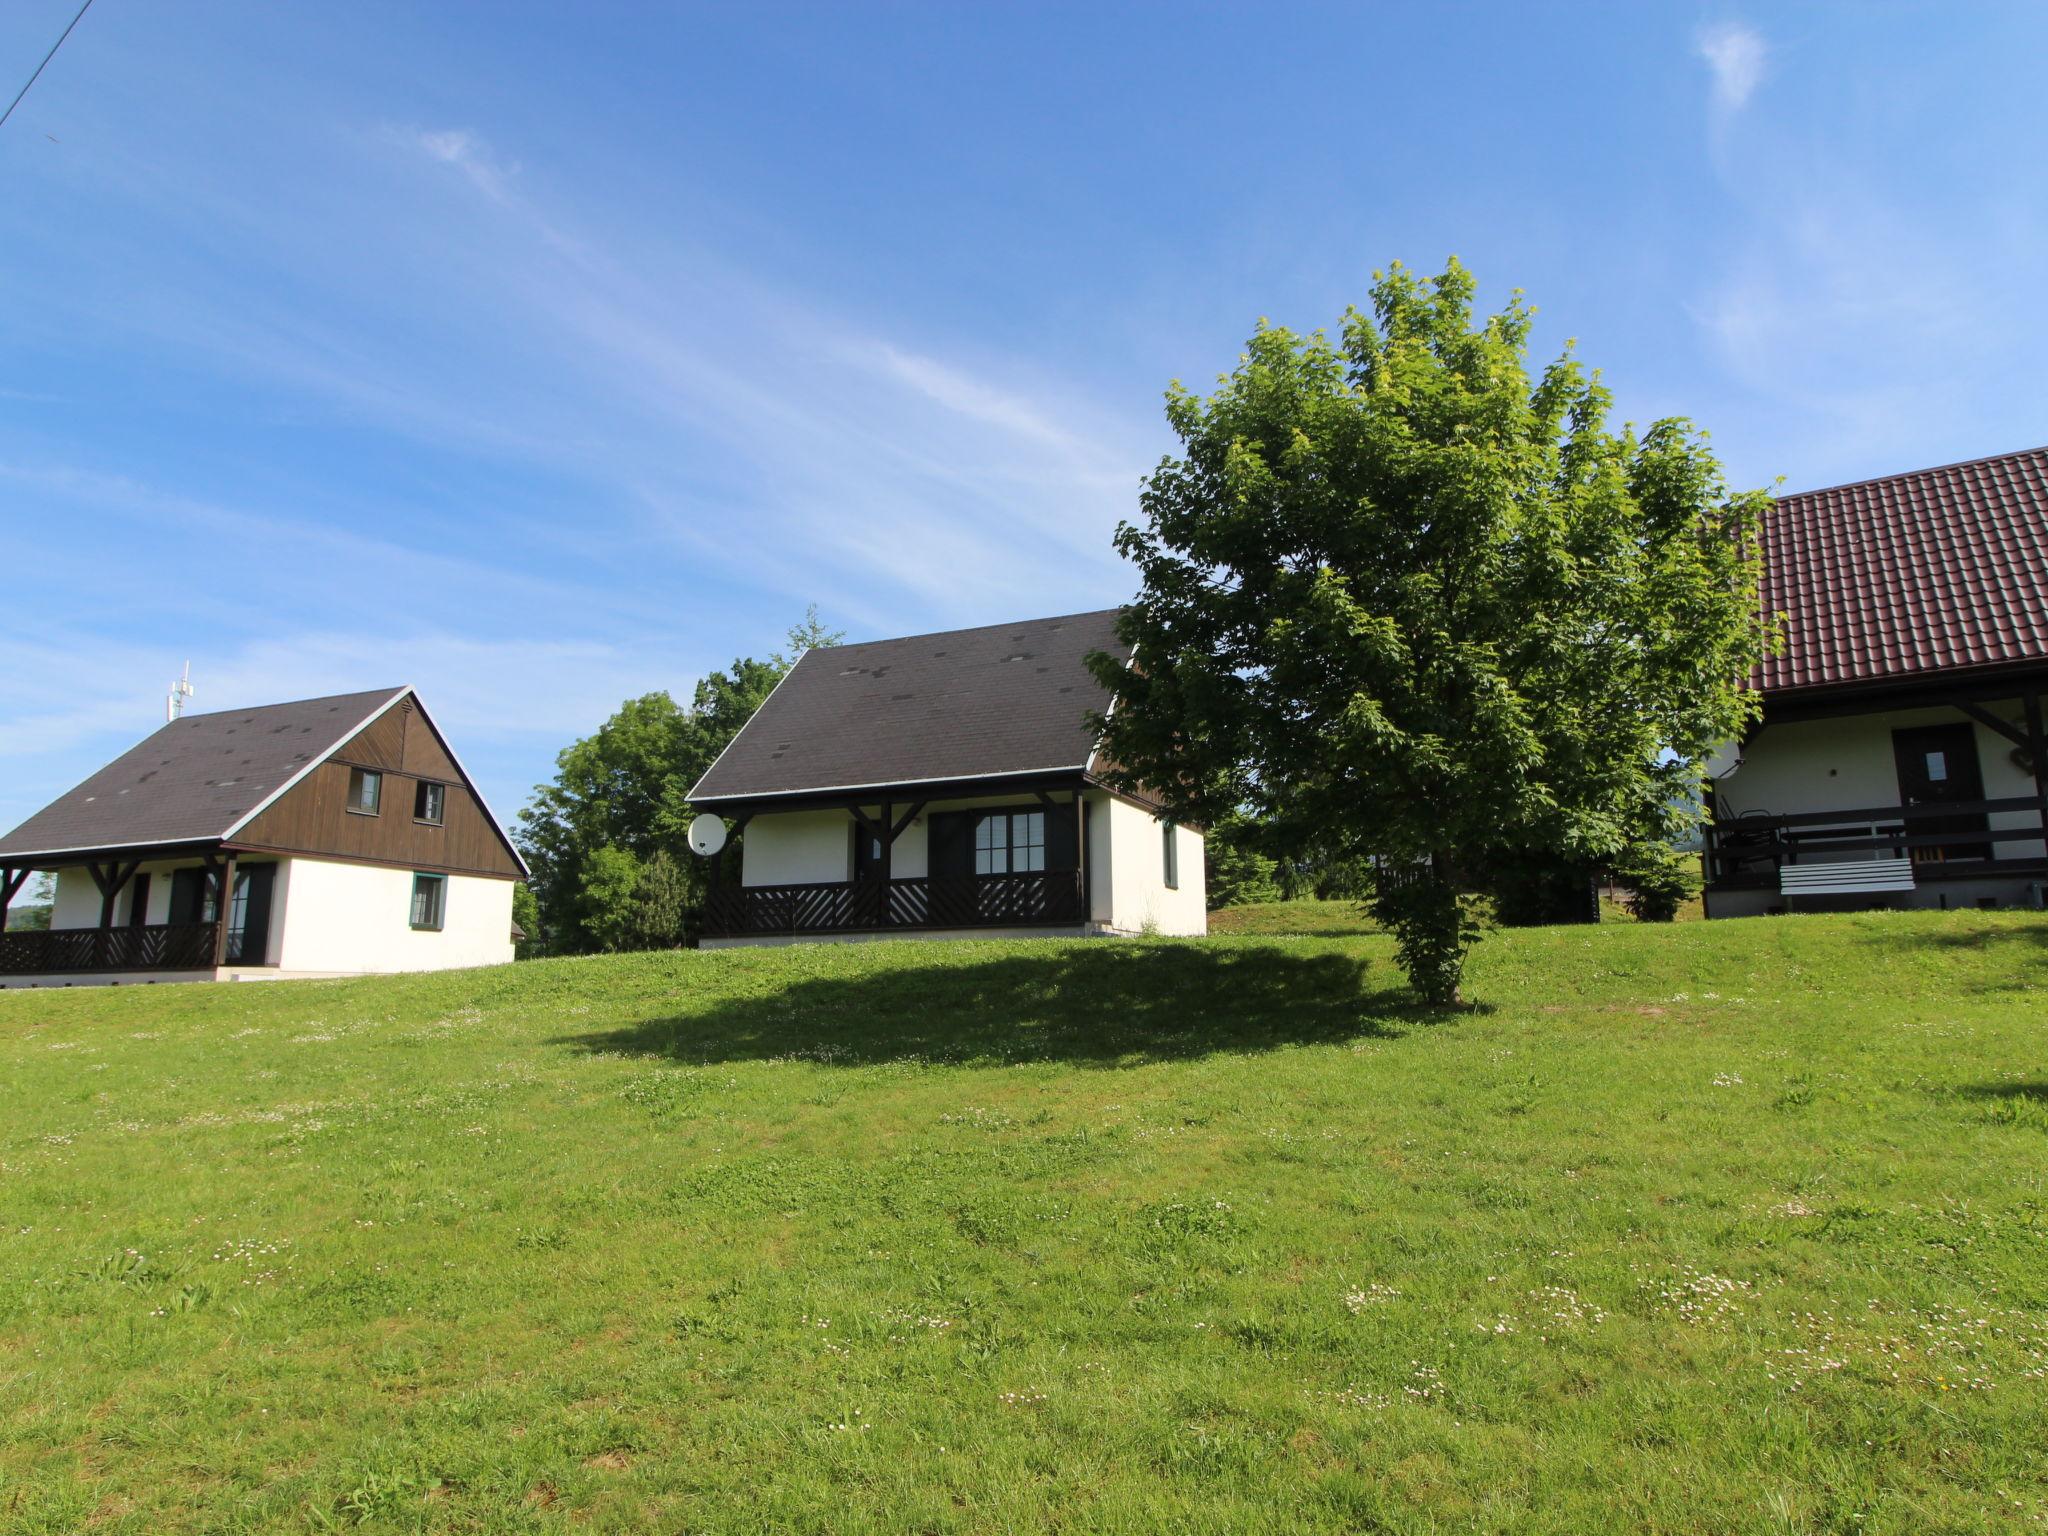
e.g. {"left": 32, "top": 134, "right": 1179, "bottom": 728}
{"left": 1955, "top": 1081, "right": 2048, "bottom": 1103}
{"left": 554, "top": 943, "right": 1441, "bottom": 1068}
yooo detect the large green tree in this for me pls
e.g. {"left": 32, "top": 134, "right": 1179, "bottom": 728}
{"left": 516, "top": 609, "right": 841, "bottom": 954}
{"left": 1090, "top": 260, "right": 1772, "bottom": 1003}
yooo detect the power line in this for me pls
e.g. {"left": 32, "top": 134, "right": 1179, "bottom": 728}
{"left": 1, "top": 0, "right": 95, "bottom": 133}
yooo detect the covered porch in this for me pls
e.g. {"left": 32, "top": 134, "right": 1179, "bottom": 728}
{"left": 1, "top": 845, "right": 274, "bottom": 982}
{"left": 1703, "top": 674, "right": 2048, "bottom": 914}
{"left": 697, "top": 776, "right": 1095, "bottom": 941}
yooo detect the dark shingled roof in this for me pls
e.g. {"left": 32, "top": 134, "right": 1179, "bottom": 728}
{"left": 0, "top": 688, "right": 406, "bottom": 860}
{"left": 690, "top": 609, "right": 1126, "bottom": 802}
{"left": 1759, "top": 446, "right": 2048, "bottom": 695}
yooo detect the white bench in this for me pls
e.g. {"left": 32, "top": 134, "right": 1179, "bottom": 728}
{"left": 1779, "top": 860, "right": 1917, "bottom": 897}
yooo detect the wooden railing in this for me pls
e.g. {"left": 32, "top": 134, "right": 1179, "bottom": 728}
{"left": 1705, "top": 795, "right": 2047, "bottom": 888}
{"left": 0, "top": 923, "right": 222, "bottom": 976}
{"left": 704, "top": 871, "right": 1085, "bottom": 937}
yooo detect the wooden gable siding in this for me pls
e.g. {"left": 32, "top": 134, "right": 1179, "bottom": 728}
{"left": 340, "top": 700, "right": 410, "bottom": 770}
{"left": 233, "top": 758, "right": 523, "bottom": 877}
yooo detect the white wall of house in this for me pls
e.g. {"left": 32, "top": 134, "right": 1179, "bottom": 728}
{"left": 274, "top": 858, "right": 514, "bottom": 974}
{"left": 1101, "top": 795, "right": 1207, "bottom": 935}
{"left": 738, "top": 809, "right": 856, "bottom": 885}
{"left": 43, "top": 855, "right": 513, "bottom": 976}
{"left": 734, "top": 788, "right": 1206, "bottom": 937}
{"left": 1713, "top": 703, "right": 2044, "bottom": 863}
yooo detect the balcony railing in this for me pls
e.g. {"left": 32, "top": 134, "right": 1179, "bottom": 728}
{"left": 704, "top": 870, "right": 1085, "bottom": 938}
{"left": 1705, "top": 794, "right": 2048, "bottom": 888}
{"left": 0, "top": 922, "right": 225, "bottom": 976}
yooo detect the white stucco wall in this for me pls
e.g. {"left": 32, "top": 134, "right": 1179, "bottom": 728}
{"left": 1101, "top": 795, "right": 1207, "bottom": 935}
{"left": 274, "top": 858, "right": 514, "bottom": 974}
{"left": 1714, "top": 703, "right": 2044, "bottom": 863}
{"left": 739, "top": 810, "right": 857, "bottom": 885}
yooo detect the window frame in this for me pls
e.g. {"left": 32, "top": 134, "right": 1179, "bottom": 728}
{"left": 413, "top": 779, "right": 447, "bottom": 826}
{"left": 1162, "top": 820, "right": 1179, "bottom": 890}
{"left": 409, "top": 872, "right": 447, "bottom": 932}
{"left": 973, "top": 810, "right": 1046, "bottom": 876}
{"left": 346, "top": 766, "right": 383, "bottom": 817}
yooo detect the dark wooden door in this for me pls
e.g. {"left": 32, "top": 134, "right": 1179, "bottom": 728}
{"left": 928, "top": 812, "right": 974, "bottom": 881}
{"left": 1892, "top": 723, "right": 1990, "bottom": 861}
{"left": 227, "top": 864, "right": 276, "bottom": 964}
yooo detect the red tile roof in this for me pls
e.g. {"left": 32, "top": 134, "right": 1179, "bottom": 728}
{"left": 1757, "top": 445, "right": 2048, "bottom": 695}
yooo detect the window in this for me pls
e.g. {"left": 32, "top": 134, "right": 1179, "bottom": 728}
{"left": 414, "top": 781, "right": 446, "bottom": 825}
{"left": 1162, "top": 821, "right": 1179, "bottom": 889}
{"left": 410, "top": 872, "right": 446, "bottom": 931}
{"left": 1925, "top": 751, "right": 1948, "bottom": 783}
{"left": 974, "top": 811, "right": 1045, "bottom": 875}
{"left": 347, "top": 767, "right": 382, "bottom": 815}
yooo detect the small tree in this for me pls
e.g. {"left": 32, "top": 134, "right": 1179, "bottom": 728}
{"left": 626, "top": 849, "right": 690, "bottom": 950}
{"left": 580, "top": 846, "right": 643, "bottom": 952}
{"left": 511, "top": 884, "right": 544, "bottom": 958}
{"left": 1613, "top": 840, "right": 1702, "bottom": 923}
{"left": 1204, "top": 813, "right": 1282, "bottom": 910}
{"left": 1091, "top": 259, "right": 1771, "bottom": 1004}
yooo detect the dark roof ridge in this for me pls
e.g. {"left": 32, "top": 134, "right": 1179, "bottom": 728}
{"left": 1774, "top": 444, "right": 2048, "bottom": 505}
{"left": 803, "top": 607, "right": 1124, "bottom": 659}
{"left": 165, "top": 686, "right": 411, "bottom": 723}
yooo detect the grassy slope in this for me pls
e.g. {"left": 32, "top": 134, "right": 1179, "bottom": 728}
{"left": 2, "top": 914, "right": 2045, "bottom": 1535}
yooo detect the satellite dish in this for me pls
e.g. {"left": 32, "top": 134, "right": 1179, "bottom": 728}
{"left": 687, "top": 813, "right": 728, "bottom": 857}
{"left": 1702, "top": 740, "right": 1743, "bottom": 779}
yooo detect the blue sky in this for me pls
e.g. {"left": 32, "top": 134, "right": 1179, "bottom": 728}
{"left": 3, "top": 2, "right": 2044, "bottom": 834}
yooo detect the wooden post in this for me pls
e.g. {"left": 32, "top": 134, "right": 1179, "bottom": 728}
{"left": 2026, "top": 690, "right": 2048, "bottom": 848}
{"left": 0, "top": 865, "right": 26, "bottom": 934}
{"left": 1073, "top": 789, "right": 1087, "bottom": 923}
{"left": 211, "top": 852, "right": 238, "bottom": 968}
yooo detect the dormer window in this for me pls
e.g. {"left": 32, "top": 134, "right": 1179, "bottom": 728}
{"left": 414, "top": 781, "right": 446, "bottom": 825}
{"left": 347, "top": 767, "right": 382, "bottom": 816}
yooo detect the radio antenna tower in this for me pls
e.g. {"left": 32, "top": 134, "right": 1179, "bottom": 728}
{"left": 166, "top": 662, "right": 195, "bottom": 723}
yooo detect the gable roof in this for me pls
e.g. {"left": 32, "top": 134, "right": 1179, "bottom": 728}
{"left": 690, "top": 609, "right": 1127, "bottom": 803}
{"left": 1758, "top": 445, "right": 2048, "bottom": 695}
{"left": 0, "top": 688, "right": 528, "bottom": 876}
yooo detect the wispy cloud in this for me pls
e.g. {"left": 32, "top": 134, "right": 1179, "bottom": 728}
{"left": 1696, "top": 22, "right": 1766, "bottom": 114}
{"left": 404, "top": 126, "right": 521, "bottom": 204}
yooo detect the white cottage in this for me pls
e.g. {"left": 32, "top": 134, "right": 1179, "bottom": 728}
{"left": 1703, "top": 447, "right": 2048, "bottom": 916}
{"left": 0, "top": 688, "right": 527, "bottom": 985}
{"left": 690, "top": 609, "right": 1206, "bottom": 944}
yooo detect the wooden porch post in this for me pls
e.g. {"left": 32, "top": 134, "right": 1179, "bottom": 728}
{"left": 2026, "top": 690, "right": 2048, "bottom": 847}
{"left": 0, "top": 864, "right": 28, "bottom": 933}
{"left": 211, "top": 852, "right": 238, "bottom": 968}
{"left": 1074, "top": 789, "right": 1087, "bottom": 922}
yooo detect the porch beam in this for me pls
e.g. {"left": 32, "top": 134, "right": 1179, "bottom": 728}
{"left": 0, "top": 864, "right": 27, "bottom": 932}
{"left": 1956, "top": 701, "right": 2029, "bottom": 750}
{"left": 887, "top": 801, "right": 924, "bottom": 843}
{"left": 211, "top": 852, "right": 238, "bottom": 968}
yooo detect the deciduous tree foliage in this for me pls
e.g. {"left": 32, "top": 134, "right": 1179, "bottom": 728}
{"left": 1090, "top": 260, "right": 1772, "bottom": 1003}
{"left": 516, "top": 610, "right": 841, "bottom": 954}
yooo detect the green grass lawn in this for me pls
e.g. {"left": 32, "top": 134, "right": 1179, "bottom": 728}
{"left": 3, "top": 913, "right": 2045, "bottom": 1534}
